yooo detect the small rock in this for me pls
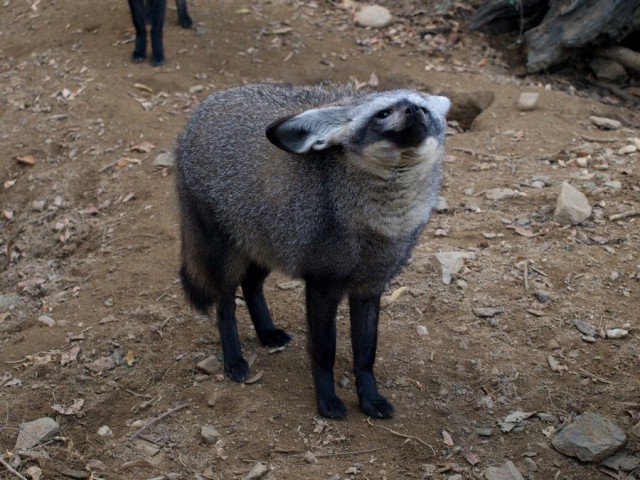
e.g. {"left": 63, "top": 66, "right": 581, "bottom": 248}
{"left": 201, "top": 425, "right": 221, "bottom": 444}
{"left": 551, "top": 412, "right": 626, "bottom": 462}
{"left": 189, "top": 85, "right": 205, "bottom": 94}
{"left": 434, "top": 251, "right": 475, "bottom": 285}
{"left": 610, "top": 271, "right": 621, "bottom": 281}
{"left": 632, "top": 137, "right": 640, "bottom": 149}
{"left": 483, "top": 460, "right": 525, "bottom": 480}
{"left": 590, "top": 116, "right": 621, "bottom": 130}
{"left": 535, "top": 290, "right": 551, "bottom": 303}
{"left": 15, "top": 417, "right": 59, "bottom": 450}
{"left": 153, "top": 151, "right": 175, "bottom": 168}
{"left": 86, "top": 356, "right": 115, "bottom": 373}
{"left": 416, "top": 325, "right": 429, "bottom": 337}
{"left": 37, "top": 315, "right": 55, "bottom": 327}
{"left": 244, "top": 462, "right": 268, "bottom": 480}
{"left": 304, "top": 451, "right": 318, "bottom": 464}
{"left": 530, "top": 180, "right": 545, "bottom": 189}
{"left": 632, "top": 422, "right": 640, "bottom": 438}
{"left": 605, "top": 328, "right": 628, "bottom": 339}
{"left": 603, "top": 180, "right": 622, "bottom": 190}
{"left": 601, "top": 452, "right": 640, "bottom": 472}
{"left": 85, "top": 459, "right": 106, "bottom": 472}
{"left": 339, "top": 376, "right": 349, "bottom": 388}
{"left": 517, "top": 92, "right": 540, "bottom": 111}
{"left": 476, "top": 425, "right": 493, "bottom": 436}
{"left": 60, "top": 469, "right": 90, "bottom": 479}
{"left": 97, "top": 425, "right": 113, "bottom": 436}
{"left": 522, "top": 457, "right": 538, "bottom": 471}
{"left": 574, "top": 320, "right": 598, "bottom": 337}
{"left": 354, "top": 5, "right": 393, "bottom": 28}
{"left": 485, "top": 188, "right": 517, "bottom": 201}
{"left": 618, "top": 144, "right": 637, "bottom": 155}
{"left": 537, "top": 412, "right": 557, "bottom": 423}
{"left": 553, "top": 182, "right": 591, "bottom": 226}
{"left": 197, "top": 355, "right": 222, "bottom": 374}
{"left": 434, "top": 196, "right": 449, "bottom": 213}
{"left": 590, "top": 58, "right": 628, "bottom": 83}
{"left": 32, "top": 200, "right": 46, "bottom": 212}
{"left": 473, "top": 307, "right": 504, "bottom": 318}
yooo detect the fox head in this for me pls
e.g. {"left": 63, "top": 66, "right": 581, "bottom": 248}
{"left": 266, "top": 90, "right": 450, "bottom": 169}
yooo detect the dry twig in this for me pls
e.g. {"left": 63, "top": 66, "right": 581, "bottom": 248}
{"left": 0, "top": 456, "right": 28, "bottom": 480}
{"left": 129, "top": 403, "right": 189, "bottom": 440}
{"left": 366, "top": 417, "right": 435, "bottom": 455}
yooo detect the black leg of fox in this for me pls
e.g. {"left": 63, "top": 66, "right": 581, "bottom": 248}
{"left": 216, "top": 284, "right": 250, "bottom": 381}
{"left": 175, "top": 0, "right": 193, "bottom": 28}
{"left": 241, "top": 264, "right": 291, "bottom": 348}
{"left": 147, "top": 0, "right": 167, "bottom": 66}
{"left": 305, "top": 280, "right": 346, "bottom": 419}
{"left": 128, "top": 0, "right": 148, "bottom": 63}
{"left": 349, "top": 295, "right": 394, "bottom": 418}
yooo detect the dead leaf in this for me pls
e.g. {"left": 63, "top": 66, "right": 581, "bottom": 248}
{"left": 3, "top": 179, "right": 17, "bottom": 189}
{"left": 442, "top": 430, "right": 453, "bottom": 446}
{"left": 462, "top": 446, "right": 480, "bottom": 465}
{"left": 513, "top": 226, "right": 539, "bottom": 238}
{"left": 547, "top": 355, "right": 568, "bottom": 373}
{"left": 133, "top": 83, "right": 153, "bottom": 94}
{"left": 17, "top": 155, "right": 36, "bottom": 166}
{"left": 0, "top": 312, "right": 10, "bottom": 322}
{"left": 130, "top": 141, "right": 155, "bottom": 153}
{"left": 61, "top": 346, "right": 81, "bottom": 366}
{"left": 52, "top": 398, "right": 84, "bottom": 415}
{"left": 390, "top": 286, "right": 408, "bottom": 301}
{"left": 125, "top": 350, "right": 136, "bottom": 366}
{"left": 245, "top": 370, "right": 264, "bottom": 384}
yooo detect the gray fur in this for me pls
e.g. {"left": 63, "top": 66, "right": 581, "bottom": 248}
{"left": 175, "top": 82, "right": 449, "bottom": 418}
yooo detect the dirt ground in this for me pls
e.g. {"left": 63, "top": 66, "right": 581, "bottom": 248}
{"left": 1, "top": 1, "right": 640, "bottom": 479}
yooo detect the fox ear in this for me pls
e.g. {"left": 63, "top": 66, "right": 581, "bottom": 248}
{"left": 426, "top": 95, "right": 450, "bottom": 120}
{"left": 266, "top": 106, "right": 350, "bottom": 154}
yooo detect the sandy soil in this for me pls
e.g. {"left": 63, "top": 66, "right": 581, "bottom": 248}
{"left": 1, "top": 1, "right": 640, "bottom": 479}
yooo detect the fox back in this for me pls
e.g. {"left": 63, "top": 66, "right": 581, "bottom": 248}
{"left": 176, "top": 83, "right": 449, "bottom": 299}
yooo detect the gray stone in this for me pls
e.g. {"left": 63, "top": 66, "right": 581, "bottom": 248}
{"left": 354, "top": 5, "right": 393, "bottom": 28}
{"left": 153, "top": 151, "right": 175, "bottom": 168}
{"left": 553, "top": 182, "right": 591, "bottom": 225}
{"left": 434, "top": 251, "right": 475, "bottom": 285}
{"left": 0, "top": 293, "right": 20, "bottom": 310}
{"left": 535, "top": 290, "right": 551, "bottom": 303}
{"left": 201, "top": 425, "right": 221, "bottom": 444}
{"left": 197, "top": 355, "right": 222, "bottom": 375}
{"left": 590, "top": 116, "right": 621, "bottom": 130}
{"left": 15, "top": 417, "right": 59, "bottom": 450}
{"left": 601, "top": 452, "right": 640, "bottom": 472}
{"left": 590, "top": 58, "right": 628, "bottom": 83}
{"left": 483, "top": 461, "right": 525, "bottom": 480}
{"left": 244, "top": 462, "right": 268, "bottom": 480}
{"left": 304, "top": 451, "right": 318, "bottom": 464}
{"left": 551, "top": 412, "right": 626, "bottom": 462}
{"left": 485, "top": 188, "right": 517, "bottom": 201}
{"left": 517, "top": 92, "right": 540, "bottom": 111}
{"left": 434, "top": 195, "right": 449, "bottom": 213}
{"left": 632, "top": 421, "right": 640, "bottom": 438}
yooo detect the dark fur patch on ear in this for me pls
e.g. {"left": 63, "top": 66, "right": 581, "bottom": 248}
{"left": 265, "top": 114, "right": 299, "bottom": 153}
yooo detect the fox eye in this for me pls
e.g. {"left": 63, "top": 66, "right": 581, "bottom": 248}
{"left": 375, "top": 109, "right": 391, "bottom": 119}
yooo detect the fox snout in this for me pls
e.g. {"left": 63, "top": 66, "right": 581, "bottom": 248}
{"left": 384, "top": 101, "right": 431, "bottom": 149}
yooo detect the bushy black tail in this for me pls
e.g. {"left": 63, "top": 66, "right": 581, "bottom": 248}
{"left": 179, "top": 263, "right": 215, "bottom": 314}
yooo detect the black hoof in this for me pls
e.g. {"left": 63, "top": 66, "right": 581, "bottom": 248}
{"left": 131, "top": 53, "right": 146, "bottom": 63}
{"left": 179, "top": 16, "right": 193, "bottom": 29}
{"left": 259, "top": 328, "right": 291, "bottom": 348}
{"left": 225, "top": 358, "right": 249, "bottom": 382}
{"left": 360, "top": 395, "right": 394, "bottom": 419}
{"left": 317, "top": 395, "right": 347, "bottom": 419}
{"left": 151, "top": 57, "right": 165, "bottom": 67}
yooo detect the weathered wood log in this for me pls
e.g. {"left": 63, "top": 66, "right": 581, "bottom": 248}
{"left": 524, "top": 0, "right": 640, "bottom": 72}
{"left": 468, "top": 0, "right": 549, "bottom": 34}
